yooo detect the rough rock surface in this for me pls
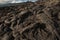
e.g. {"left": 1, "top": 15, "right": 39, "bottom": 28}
{"left": 0, "top": 0, "right": 60, "bottom": 40}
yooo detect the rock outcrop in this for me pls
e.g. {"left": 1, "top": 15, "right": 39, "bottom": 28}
{"left": 0, "top": 0, "right": 60, "bottom": 40}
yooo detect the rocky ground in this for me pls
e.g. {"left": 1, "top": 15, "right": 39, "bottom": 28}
{"left": 0, "top": 0, "right": 60, "bottom": 40}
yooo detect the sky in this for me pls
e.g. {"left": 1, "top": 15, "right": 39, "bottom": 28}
{"left": 0, "top": 0, "right": 37, "bottom": 4}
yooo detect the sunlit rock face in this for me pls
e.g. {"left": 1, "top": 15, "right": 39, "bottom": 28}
{"left": 0, "top": 0, "right": 37, "bottom": 4}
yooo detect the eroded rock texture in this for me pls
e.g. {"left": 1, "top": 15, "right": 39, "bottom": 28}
{"left": 0, "top": 0, "right": 60, "bottom": 40}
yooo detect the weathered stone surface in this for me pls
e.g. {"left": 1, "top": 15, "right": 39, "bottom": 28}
{"left": 0, "top": 0, "right": 60, "bottom": 40}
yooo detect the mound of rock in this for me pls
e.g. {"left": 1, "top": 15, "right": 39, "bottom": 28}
{"left": 0, "top": 0, "right": 60, "bottom": 40}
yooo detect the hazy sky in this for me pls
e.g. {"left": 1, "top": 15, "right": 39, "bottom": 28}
{"left": 0, "top": 0, "right": 37, "bottom": 4}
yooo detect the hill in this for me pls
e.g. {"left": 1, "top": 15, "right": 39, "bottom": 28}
{"left": 0, "top": 0, "right": 60, "bottom": 40}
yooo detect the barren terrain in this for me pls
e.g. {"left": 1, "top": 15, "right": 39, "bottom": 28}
{"left": 0, "top": 0, "right": 60, "bottom": 40}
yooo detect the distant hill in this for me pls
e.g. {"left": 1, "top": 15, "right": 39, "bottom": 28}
{"left": 0, "top": 1, "right": 34, "bottom": 7}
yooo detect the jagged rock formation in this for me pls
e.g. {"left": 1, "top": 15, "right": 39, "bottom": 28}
{"left": 0, "top": 0, "right": 60, "bottom": 40}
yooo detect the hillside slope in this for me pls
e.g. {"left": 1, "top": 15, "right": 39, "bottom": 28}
{"left": 0, "top": 0, "right": 60, "bottom": 40}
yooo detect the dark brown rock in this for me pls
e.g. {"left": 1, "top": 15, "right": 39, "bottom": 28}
{"left": 0, "top": 0, "right": 60, "bottom": 40}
